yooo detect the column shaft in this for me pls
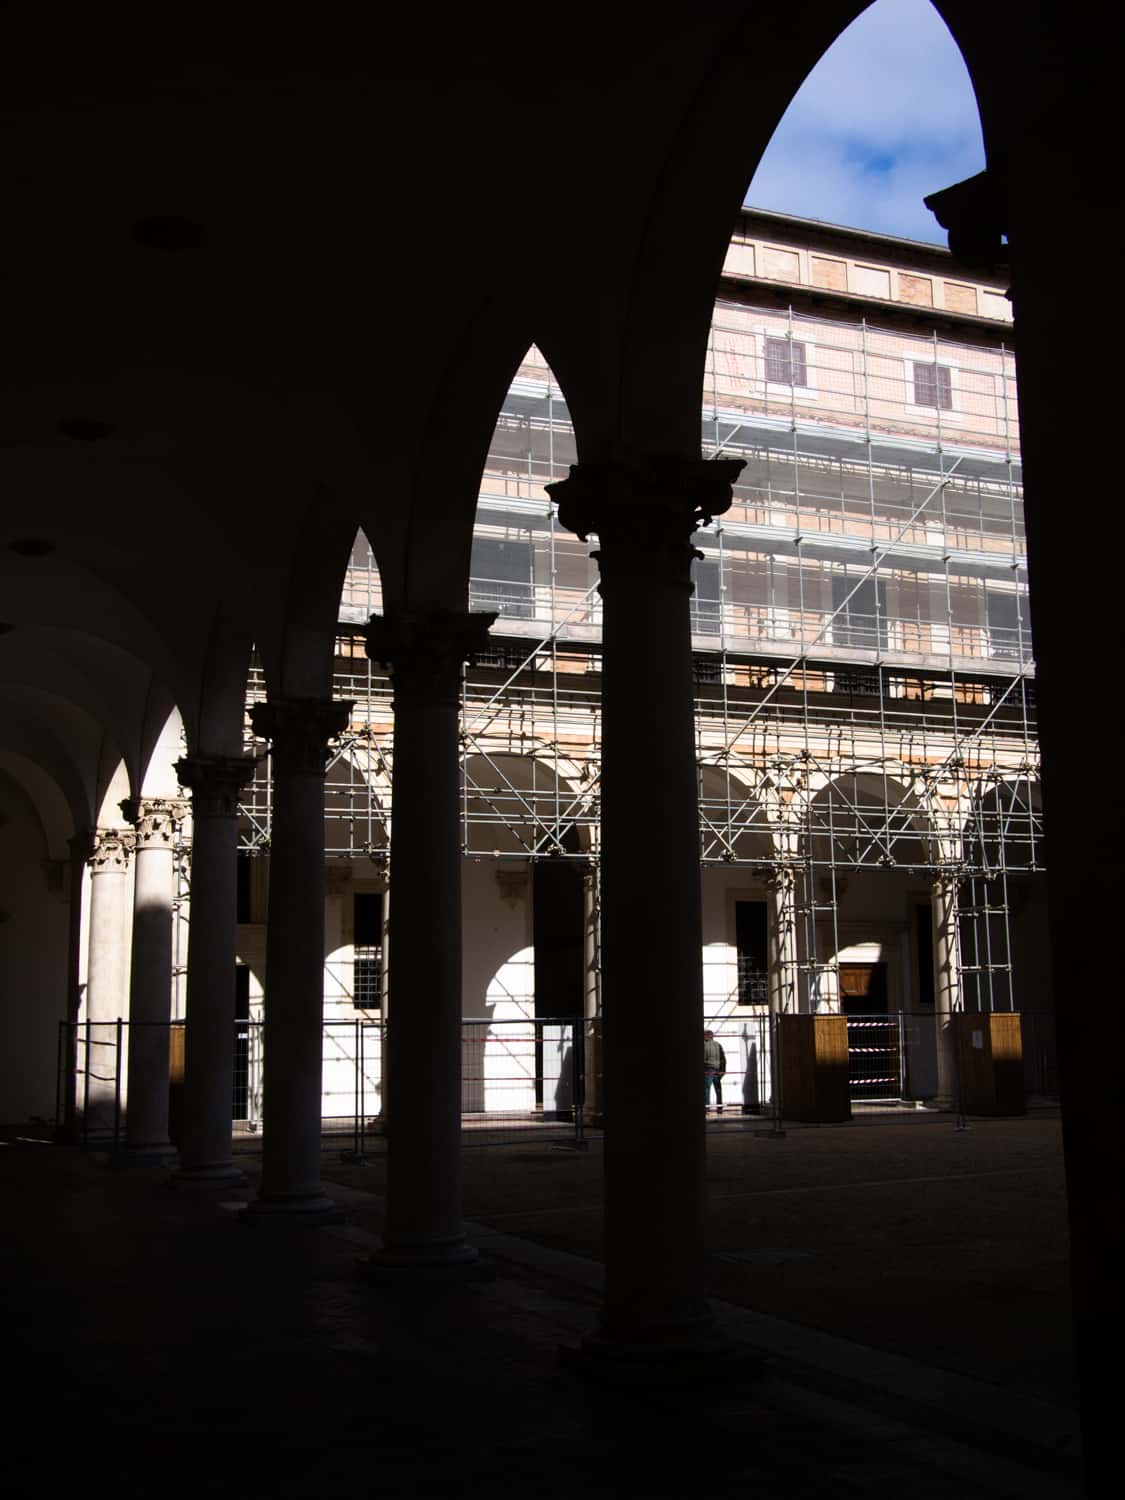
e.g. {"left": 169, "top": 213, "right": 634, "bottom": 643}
{"left": 550, "top": 451, "right": 742, "bottom": 1350}
{"left": 767, "top": 867, "right": 799, "bottom": 1016}
{"left": 366, "top": 610, "right": 493, "bottom": 1263}
{"left": 932, "top": 875, "right": 962, "bottom": 1107}
{"left": 84, "top": 830, "right": 135, "bottom": 1137}
{"left": 250, "top": 700, "right": 350, "bottom": 1214}
{"left": 122, "top": 799, "right": 185, "bottom": 1160}
{"left": 176, "top": 757, "right": 254, "bottom": 1180}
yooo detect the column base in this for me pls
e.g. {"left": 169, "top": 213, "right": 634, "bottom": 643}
{"left": 365, "top": 1234, "right": 480, "bottom": 1271}
{"left": 171, "top": 1162, "right": 248, "bottom": 1187}
{"left": 112, "top": 1143, "right": 179, "bottom": 1169}
{"left": 561, "top": 1315, "right": 758, "bottom": 1387}
{"left": 241, "top": 1191, "right": 343, "bottom": 1228}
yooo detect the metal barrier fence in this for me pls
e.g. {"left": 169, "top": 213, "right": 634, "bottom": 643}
{"left": 58, "top": 1008, "right": 1059, "bottom": 1153}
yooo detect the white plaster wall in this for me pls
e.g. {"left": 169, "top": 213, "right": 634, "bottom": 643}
{"left": 0, "top": 774, "right": 71, "bottom": 1123}
{"left": 462, "top": 858, "right": 534, "bottom": 1111}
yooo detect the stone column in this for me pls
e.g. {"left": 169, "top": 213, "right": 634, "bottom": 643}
{"left": 119, "top": 796, "right": 186, "bottom": 1163}
{"left": 57, "top": 830, "right": 94, "bottom": 1142}
{"left": 83, "top": 827, "right": 136, "bottom": 1137}
{"left": 548, "top": 449, "right": 743, "bottom": 1363}
{"left": 365, "top": 609, "right": 494, "bottom": 1264}
{"left": 932, "top": 873, "right": 962, "bottom": 1108}
{"left": 247, "top": 699, "right": 351, "bottom": 1219}
{"left": 174, "top": 755, "right": 255, "bottom": 1181}
{"left": 766, "top": 865, "right": 799, "bottom": 1016}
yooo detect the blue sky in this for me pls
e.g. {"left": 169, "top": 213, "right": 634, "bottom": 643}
{"left": 745, "top": 0, "right": 985, "bottom": 243}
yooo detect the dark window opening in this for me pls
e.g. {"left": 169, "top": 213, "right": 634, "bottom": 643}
{"left": 693, "top": 654, "right": 723, "bottom": 685}
{"left": 832, "top": 572, "right": 888, "bottom": 651}
{"left": 236, "top": 853, "right": 252, "bottom": 924}
{"left": 912, "top": 362, "right": 952, "bottom": 410}
{"left": 916, "top": 905, "right": 935, "bottom": 1006}
{"left": 469, "top": 537, "right": 534, "bottom": 619}
{"left": 765, "top": 336, "right": 808, "bottom": 387}
{"left": 691, "top": 555, "right": 722, "bottom": 634}
{"left": 735, "top": 900, "right": 769, "bottom": 1005}
{"left": 986, "top": 590, "right": 1031, "bottom": 660}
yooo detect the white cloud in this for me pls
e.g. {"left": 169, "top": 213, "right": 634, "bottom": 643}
{"left": 745, "top": 0, "right": 985, "bottom": 242}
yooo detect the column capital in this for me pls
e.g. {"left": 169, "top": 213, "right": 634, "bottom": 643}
{"left": 366, "top": 609, "right": 496, "bottom": 707}
{"left": 176, "top": 755, "right": 257, "bottom": 817}
{"left": 248, "top": 698, "right": 353, "bottom": 774}
{"left": 765, "top": 863, "right": 797, "bottom": 892}
{"left": 90, "top": 826, "right": 136, "bottom": 872}
{"left": 546, "top": 449, "right": 744, "bottom": 545}
{"left": 120, "top": 796, "right": 188, "bottom": 848}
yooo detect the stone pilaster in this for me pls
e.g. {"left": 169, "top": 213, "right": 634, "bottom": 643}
{"left": 932, "top": 872, "right": 963, "bottom": 1109}
{"left": 548, "top": 449, "right": 745, "bottom": 1368}
{"left": 118, "top": 797, "right": 187, "bottom": 1163}
{"left": 174, "top": 755, "right": 256, "bottom": 1181}
{"left": 765, "top": 864, "right": 799, "bottom": 1016}
{"left": 246, "top": 699, "right": 352, "bottom": 1219}
{"left": 364, "top": 609, "right": 494, "bottom": 1264}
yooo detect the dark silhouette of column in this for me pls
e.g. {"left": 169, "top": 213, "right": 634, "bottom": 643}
{"left": 549, "top": 448, "right": 743, "bottom": 1364}
{"left": 57, "top": 829, "right": 94, "bottom": 1142}
{"left": 120, "top": 796, "right": 186, "bottom": 1162}
{"left": 247, "top": 698, "right": 351, "bottom": 1219}
{"left": 365, "top": 609, "right": 494, "bottom": 1264}
{"left": 174, "top": 755, "right": 255, "bottom": 1182}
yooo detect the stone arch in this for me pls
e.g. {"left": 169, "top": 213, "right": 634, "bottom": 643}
{"left": 963, "top": 776, "right": 1044, "bottom": 874}
{"left": 698, "top": 762, "right": 773, "bottom": 864}
{"left": 807, "top": 769, "right": 933, "bottom": 869}
{"left": 461, "top": 751, "right": 588, "bottom": 858}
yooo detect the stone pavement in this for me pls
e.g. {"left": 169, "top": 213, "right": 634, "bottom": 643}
{"left": 0, "top": 1116, "right": 1084, "bottom": 1498}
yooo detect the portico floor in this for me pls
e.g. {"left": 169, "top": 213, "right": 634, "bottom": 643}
{"left": 1, "top": 1111, "right": 1081, "bottom": 1498}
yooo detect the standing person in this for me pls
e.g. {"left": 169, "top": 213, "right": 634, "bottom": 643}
{"left": 704, "top": 1029, "right": 727, "bottom": 1114}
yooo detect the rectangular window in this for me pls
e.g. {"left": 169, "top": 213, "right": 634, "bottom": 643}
{"left": 912, "top": 362, "right": 953, "bottom": 410}
{"left": 353, "top": 892, "right": 383, "bottom": 1010}
{"left": 986, "top": 589, "right": 1031, "bottom": 660}
{"left": 690, "top": 555, "right": 722, "bottom": 634}
{"left": 735, "top": 900, "right": 769, "bottom": 1005}
{"left": 236, "top": 854, "right": 252, "bottom": 924}
{"left": 469, "top": 536, "right": 534, "bottom": 619}
{"left": 831, "top": 572, "right": 888, "bottom": 650}
{"left": 765, "top": 336, "right": 807, "bottom": 387}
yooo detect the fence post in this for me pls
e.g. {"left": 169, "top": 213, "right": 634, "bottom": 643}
{"left": 112, "top": 1017, "right": 124, "bottom": 1156}
{"left": 770, "top": 1011, "right": 785, "bottom": 1137}
{"left": 572, "top": 1019, "right": 587, "bottom": 1150}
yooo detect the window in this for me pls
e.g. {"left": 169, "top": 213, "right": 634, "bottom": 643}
{"left": 693, "top": 654, "right": 722, "bottom": 686}
{"left": 353, "top": 892, "right": 383, "bottom": 1010}
{"left": 831, "top": 571, "right": 888, "bottom": 651}
{"left": 690, "top": 555, "right": 722, "bottom": 634}
{"left": 735, "top": 901, "right": 769, "bottom": 1005}
{"left": 764, "top": 336, "right": 807, "bottom": 387}
{"left": 912, "top": 362, "right": 953, "bottom": 410}
{"left": 986, "top": 589, "right": 1031, "bottom": 660}
{"left": 469, "top": 536, "right": 534, "bottom": 618}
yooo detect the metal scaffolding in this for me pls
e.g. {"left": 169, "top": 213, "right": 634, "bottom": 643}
{"left": 238, "top": 297, "right": 1043, "bottom": 1018}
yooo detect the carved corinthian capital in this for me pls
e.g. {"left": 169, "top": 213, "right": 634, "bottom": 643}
{"left": 90, "top": 827, "right": 136, "bottom": 872}
{"left": 120, "top": 796, "right": 188, "bottom": 848}
{"left": 366, "top": 609, "right": 496, "bottom": 708}
{"left": 249, "top": 699, "right": 353, "bottom": 774}
{"left": 176, "top": 755, "right": 257, "bottom": 818}
{"left": 546, "top": 448, "right": 744, "bottom": 587}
